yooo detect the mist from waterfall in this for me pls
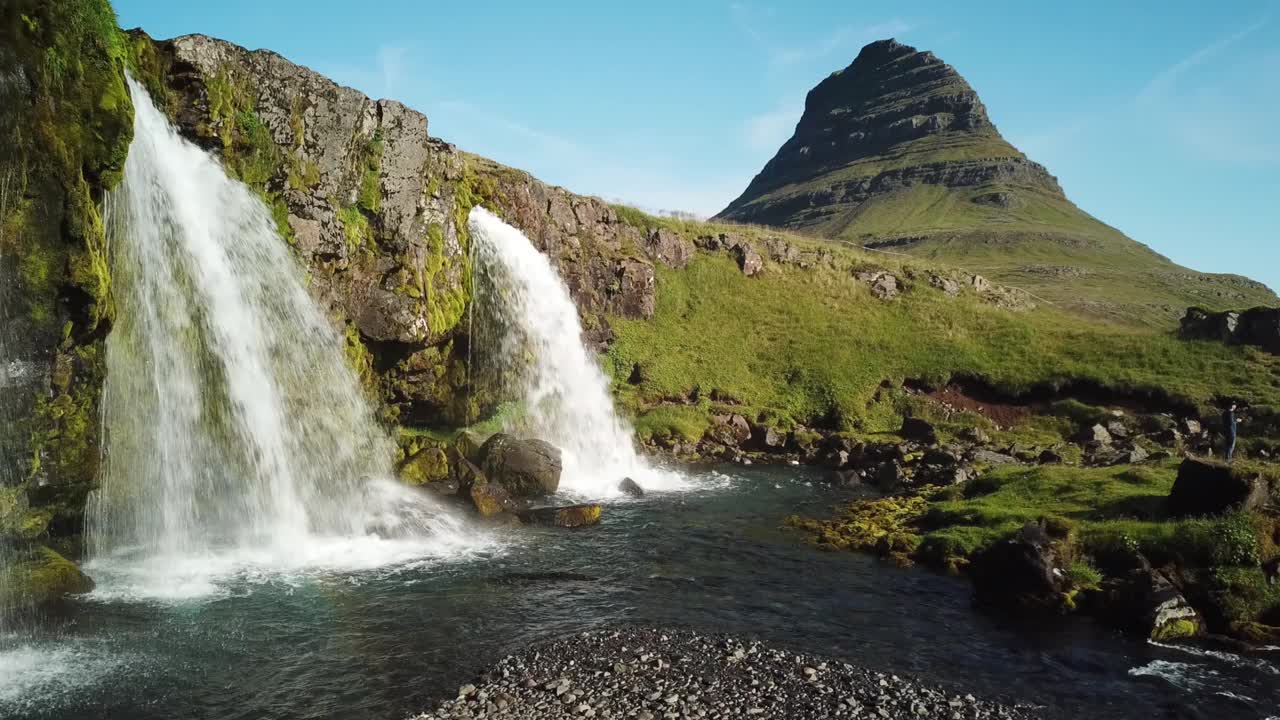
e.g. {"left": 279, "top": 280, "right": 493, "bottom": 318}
{"left": 468, "top": 207, "right": 688, "bottom": 498}
{"left": 84, "top": 78, "right": 485, "bottom": 599}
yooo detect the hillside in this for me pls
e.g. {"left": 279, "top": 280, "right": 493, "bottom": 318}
{"left": 716, "top": 39, "right": 1275, "bottom": 325}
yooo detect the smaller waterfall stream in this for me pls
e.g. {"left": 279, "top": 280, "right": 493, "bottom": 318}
{"left": 468, "top": 208, "right": 688, "bottom": 497}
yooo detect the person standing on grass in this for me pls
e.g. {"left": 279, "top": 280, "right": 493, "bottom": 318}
{"left": 1222, "top": 403, "right": 1239, "bottom": 463}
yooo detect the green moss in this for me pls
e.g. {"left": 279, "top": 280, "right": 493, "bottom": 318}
{"left": 357, "top": 130, "right": 384, "bottom": 214}
{"left": 1151, "top": 617, "right": 1201, "bottom": 642}
{"left": 632, "top": 405, "right": 712, "bottom": 445}
{"left": 0, "top": 546, "right": 94, "bottom": 611}
{"left": 398, "top": 445, "right": 449, "bottom": 486}
{"left": 338, "top": 205, "right": 372, "bottom": 253}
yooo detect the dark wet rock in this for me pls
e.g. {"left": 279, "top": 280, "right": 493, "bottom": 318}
{"left": 828, "top": 469, "right": 865, "bottom": 487}
{"left": 398, "top": 446, "right": 450, "bottom": 486}
{"left": 1167, "top": 458, "right": 1271, "bottom": 517}
{"left": 754, "top": 426, "right": 789, "bottom": 452}
{"left": 416, "top": 626, "right": 1037, "bottom": 720}
{"left": 873, "top": 461, "right": 906, "bottom": 491}
{"left": 899, "top": 417, "right": 938, "bottom": 445}
{"left": 1037, "top": 448, "right": 1064, "bottom": 464}
{"left": 969, "top": 521, "right": 1066, "bottom": 614}
{"left": 922, "top": 446, "right": 961, "bottom": 467}
{"left": 480, "top": 434, "right": 563, "bottom": 498}
{"left": 915, "top": 464, "right": 971, "bottom": 487}
{"left": 518, "top": 504, "right": 603, "bottom": 529}
{"left": 470, "top": 481, "right": 520, "bottom": 517}
{"left": 1092, "top": 549, "right": 1201, "bottom": 641}
{"left": 0, "top": 546, "right": 95, "bottom": 612}
{"left": 619, "top": 477, "right": 645, "bottom": 498}
{"left": 1180, "top": 307, "right": 1241, "bottom": 343}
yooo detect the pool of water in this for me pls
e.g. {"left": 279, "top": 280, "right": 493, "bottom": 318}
{"left": 2, "top": 465, "right": 1277, "bottom": 720}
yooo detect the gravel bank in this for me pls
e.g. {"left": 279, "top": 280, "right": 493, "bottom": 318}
{"left": 414, "top": 627, "right": 1043, "bottom": 719}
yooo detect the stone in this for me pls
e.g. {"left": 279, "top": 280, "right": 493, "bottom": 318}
{"left": 733, "top": 243, "right": 764, "bottom": 276}
{"left": 968, "top": 521, "right": 1066, "bottom": 614}
{"left": 619, "top": 477, "right": 645, "bottom": 498}
{"left": 1167, "top": 458, "right": 1271, "bottom": 517}
{"left": 873, "top": 461, "right": 905, "bottom": 491}
{"left": 922, "top": 447, "right": 961, "bottom": 467}
{"left": 755, "top": 426, "right": 789, "bottom": 452}
{"left": 1179, "top": 307, "right": 1240, "bottom": 343}
{"left": 928, "top": 273, "right": 961, "bottom": 296}
{"left": 972, "top": 449, "right": 1018, "bottom": 466}
{"left": 398, "top": 446, "right": 449, "bottom": 486}
{"left": 643, "top": 228, "right": 694, "bottom": 269}
{"left": 1077, "top": 423, "right": 1113, "bottom": 446}
{"left": 899, "top": 417, "right": 938, "bottom": 445}
{"left": 0, "top": 546, "right": 95, "bottom": 611}
{"left": 1093, "top": 549, "right": 1202, "bottom": 641}
{"left": 470, "top": 481, "right": 519, "bottom": 517}
{"left": 479, "top": 434, "right": 564, "bottom": 498}
{"left": 1037, "top": 448, "right": 1064, "bottom": 464}
{"left": 518, "top": 504, "right": 603, "bottom": 528}
{"left": 856, "top": 271, "right": 899, "bottom": 301}
{"left": 1182, "top": 419, "right": 1202, "bottom": 436}
{"left": 827, "top": 469, "right": 863, "bottom": 487}
{"left": 1105, "top": 420, "right": 1130, "bottom": 440}
{"left": 958, "top": 427, "right": 990, "bottom": 445}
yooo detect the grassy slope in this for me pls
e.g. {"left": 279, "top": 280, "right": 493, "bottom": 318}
{"left": 603, "top": 216, "right": 1280, "bottom": 440}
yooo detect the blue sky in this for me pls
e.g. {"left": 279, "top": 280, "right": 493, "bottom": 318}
{"left": 116, "top": 1, "right": 1280, "bottom": 290}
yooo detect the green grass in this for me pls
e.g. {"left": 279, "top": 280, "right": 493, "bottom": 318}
{"left": 605, "top": 247, "right": 1280, "bottom": 436}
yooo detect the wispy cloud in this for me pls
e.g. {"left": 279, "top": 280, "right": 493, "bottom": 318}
{"left": 315, "top": 44, "right": 412, "bottom": 100}
{"left": 1137, "top": 15, "right": 1270, "bottom": 104}
{"left": 731, "top": 3, "right": 911, "bottom": 71}
{"left": 375, "top": 45, "right": 407, "bottom": 99}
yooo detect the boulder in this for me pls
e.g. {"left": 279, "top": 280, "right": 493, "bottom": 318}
{"left": 1237, "top": 307, "right": 1280, "bottom": 354}
{"left": 1037, "top": 448, "right": 1064, "bottom": 465}
{"left": 958, "top": 426, "right": 991, "bottom": 445}
{"left": 1167, "top": 458, "right": 1271, "bottom": 517}
{"left": 873, "top": 461, "right": 905, "bottom": 491}
{"left": 479, "top": 434, "right": 563, "bottom": 498}
{"left": 827, "top": 469, "right": 864, "bottom": 487}
{"left": 618, "top": 477, "right": 645, "bottom": 498}
{"left": 1105, "top": 420, "right": 1130, "bottom": 440}
{"left": 1077, "top": 424, "right": 1113, "bottom": 446}
{"left": 0, "top": 546, "right": 95, "bottom": 612}
{"left": 643, "top": 228, "right": 694, "bottom": 269}
{"left": 915, "top": 464, "right": 970, "bottom": 487}
{"left": 754, "top": 426, "right": 789, "bottom": 452}
{"left": 855, "top": 270, "right": 899, "bottom": 300}
{"left": 824, "top": 449, "right": 850, "bottom": 469}
{"left": 518, "top": 504, "right": 602, "bottom": 528}
{"left": 711, "top": 414, "right": 752, "bottom": 445}
{"left": 469, "top": 482, "right": 520, "bottom": 517}
{"left": 922, "top": 447, "right": 961, "bottom": 467}
{"left": 733, "top": 243, "right": 764, "bottom": 276}
{"left": 972, "top": 449, "right": 1019, "bottom": 466}
{"left": 968, "top": 521, "right": 1067, "bottom": 614}
{"left": 928, "top": 273, "right": 961, "bottom": 296}
{"left": 1182, "top": 418, "right": 1203, "bottom": 436}
{"left": 1093, "top": 549, "right": 1202, "bottom": 641}
{"left": 398, "top": 446, "right": 450, "bottom": 486}
{"left": 1179, "top": 307, "right": 1240, "bottom": 343}
{"left": 900, "top": 417, "right": 938, "bottom": 445}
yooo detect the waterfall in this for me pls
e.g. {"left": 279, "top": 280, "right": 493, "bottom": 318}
{"left": 85, "top": 79, "right": 480, "bottom": 596}
{"left": 468, "top": 207, "right": 687, "bottom": 497}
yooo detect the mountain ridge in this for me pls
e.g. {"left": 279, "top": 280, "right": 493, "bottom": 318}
{"left": 716, "top": 38, "right": 1275, "bottom": 324}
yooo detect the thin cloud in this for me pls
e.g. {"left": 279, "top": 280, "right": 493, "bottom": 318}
{"left": 1136, "top": 14, "right": 1270, "bottom": 104}
{"left": 731, "top": 3, "right": 912, "bottom": 71}
{"left": 743, "top": 98, "right": 803, "bottom": 153}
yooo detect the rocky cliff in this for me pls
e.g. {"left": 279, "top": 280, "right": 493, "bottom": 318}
{"left": 129, "top": 31, "right": 662, "bottom": 429}
{"left": 717, "top": 39, "right": 1276, "bottom": 325}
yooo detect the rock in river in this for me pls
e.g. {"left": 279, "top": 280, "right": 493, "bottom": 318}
{"left": 619, "top": 477, "right": 645, "bottom": 497}
{"left": 479, "top": 433, "right": 563, "bottom": 498}
{"left": 519, "top": 504, "right": 603, "bottom": 528}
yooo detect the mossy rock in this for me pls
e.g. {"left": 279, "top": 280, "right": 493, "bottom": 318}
{"left": 519, "top": 504, "right": 602, "bottom": 529}
{"left": 398, "top": 446, "right": 449, "bottom": 486}
{"left": 1, "top": 486, "right": 53, "bottom": 543}
{"left": 469, "top": 482, "right": 518, "bottom": 518}
{"left": 0, "top": 545, "right": 94, "bottom": 611}
{"left": 479, "top": 433, "right": 562, "bottom": 498}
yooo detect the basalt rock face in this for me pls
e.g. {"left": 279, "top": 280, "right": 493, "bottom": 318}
{"left": 132, "top": 31, "right": 656, "bottom": 427}
{"left": 718, "top": 39, "right": 1277, "bottom": 326}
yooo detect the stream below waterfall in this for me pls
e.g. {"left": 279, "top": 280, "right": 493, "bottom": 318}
{"left": 3, "top": 465, "right": 1278, "bottom": 720}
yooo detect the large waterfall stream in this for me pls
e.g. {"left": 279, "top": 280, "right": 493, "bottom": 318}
{"left": 83, "top": 79, "right": 484, "bottom": 600}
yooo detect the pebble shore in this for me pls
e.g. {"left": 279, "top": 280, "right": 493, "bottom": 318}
{"left": 415, "top": 627, "right": 1042, "bottom": 719}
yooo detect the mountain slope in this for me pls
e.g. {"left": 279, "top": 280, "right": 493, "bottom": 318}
{"left": 717, "top": 39, "right": 1274, "bottom": 325}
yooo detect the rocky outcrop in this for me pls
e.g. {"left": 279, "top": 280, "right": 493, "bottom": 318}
{"left": 1167, "top": 459, "right": 1272, "bottom": 517}
{"left": 130, "top": 31, "right": 660, "bottom": 425}
{"left": 1092, "top": 549, "right": 1202, "bottom": 641}
{"left": 968, "top": 521, "right": 1068, "bottom": 614}
{"left": 1180, "top": 306, "right": 1280, "bottom": 354}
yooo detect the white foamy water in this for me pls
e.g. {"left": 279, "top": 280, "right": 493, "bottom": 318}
{"left": 468, "top": 207, "right": 690, "bottom": 499}
{"left": 0, "top": 638, "right": 127, "bottom": 713}
{"left": 84, "top": 78, "right": 489, "bottom": 600}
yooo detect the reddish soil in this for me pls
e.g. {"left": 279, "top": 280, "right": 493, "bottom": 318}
{"left": 925, "top": 386, "right": 1032, "bottom": 428}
